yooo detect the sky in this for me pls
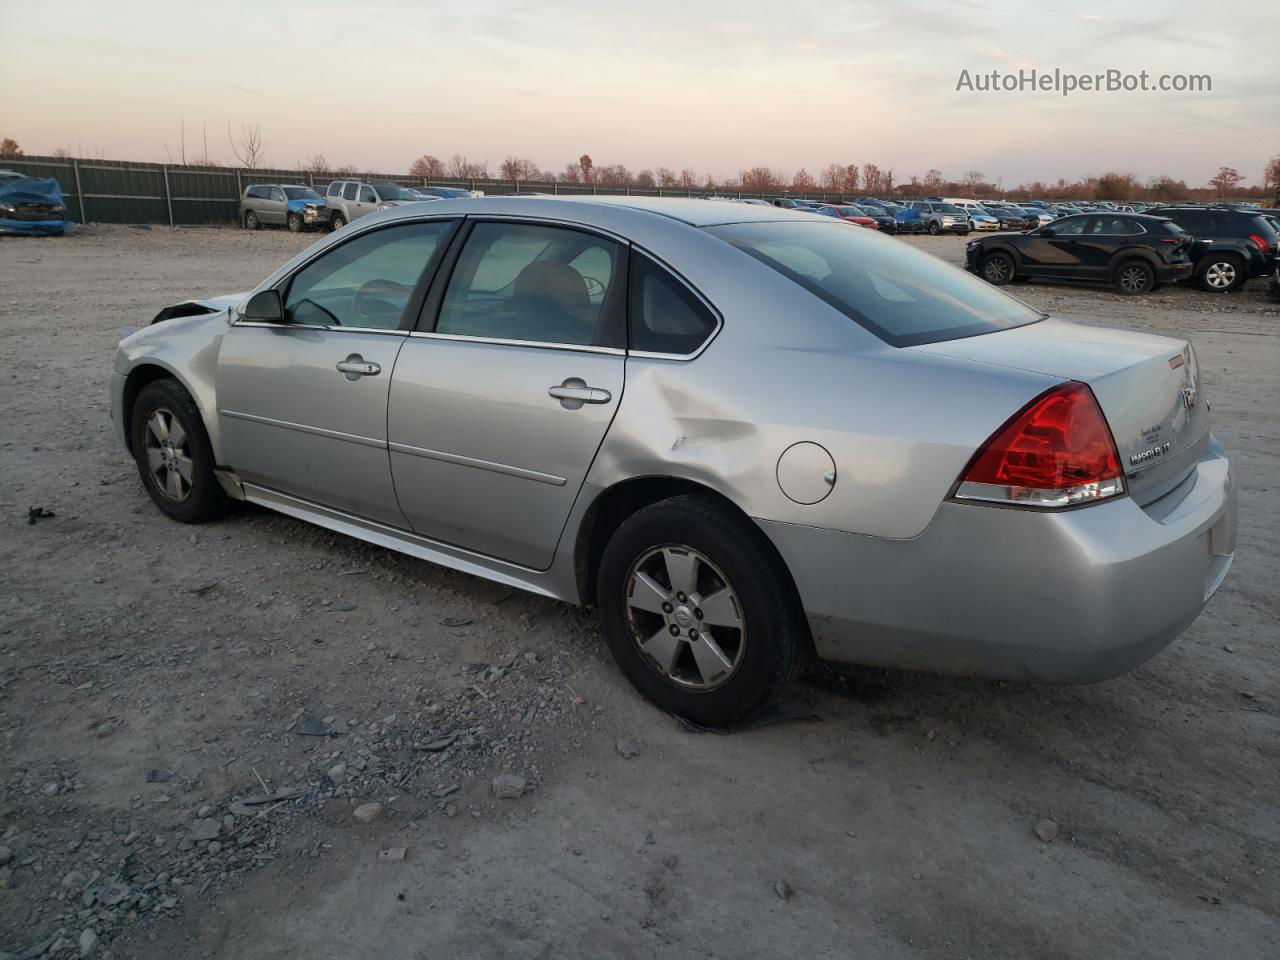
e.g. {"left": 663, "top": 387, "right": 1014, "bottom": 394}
{"left": 1, "top": 0, "right": 1276, "bottom": 188}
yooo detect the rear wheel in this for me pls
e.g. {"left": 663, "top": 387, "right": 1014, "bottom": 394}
{"left": 1114, "top": 259, "right": 1155, "bottom": 295}
{"left": 287, "top": 212, "right": 302, "bottom": 233}
{"left": 129, "top": 379, "right": 227, "bottom": 524}
{"left": 244, "top": 210, "right": 260, "bottom": 230}
{"left": 330, "top": 213, "right": 347, "bottom": 232}
{"left": 1198, "top": 253, "right": 1243, "bottom": 292}
{"left": 596, "top": 496, "right": 805, "bottom": 726}
{"left": 981, "top": 251, "right": 1015, "bottom": 285}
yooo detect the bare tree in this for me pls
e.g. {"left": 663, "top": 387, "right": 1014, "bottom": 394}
{"left": 409, "top": 155, "right": 444, "bottom": 178}
{"left": 1264, "top": 155, "right": 1280, "bottom": 192}
{"left": 862, "top": 163, "right": 882, "bottom": 194}
{"left": 595, "top": 164, "right": 633, "bottom": 187}
{"left": 578, "top": 154, "right": 594, "bottom": 182}
{"left": 1209, "top": 166, "right": 1245, "bottom": 196}
{"left": 227, "top": 122, "right": 266, "bottom": 169}
{"left": 678, "top": 169, "right": 697, "bottom": 188}
{"left": 447, "top": 154, "right": 488, "bottom": 178}
{"left": 560, "top": 164, "right": 581, "bottom": 184}
{"left": 0, "top": 137, "right": 23, "bottom": 157}
{"left": 298, "top": 153, "right": 329, "bottom": 174}
{"left": 634, "top": 169, "right": 656, "bottom": 189}
{"left": 962, "top": 170, "right": 984, "bottom": 191}
{"left": 655, "top": 167, "right": 677, "bottom": 187}
{"left": 792, "top": 168, "right": 816, "bottom": 191}
{"left": 740, "top": 167, "right": 779, "bottom": 192}
{"left": 820, "top": 164, "right": 844, "bottom": 191}
{"left": 922, "top": 168, "right": 943, "bottom": 190}
{"left": 843, "top": 164, "right": 860, "bottom": 192}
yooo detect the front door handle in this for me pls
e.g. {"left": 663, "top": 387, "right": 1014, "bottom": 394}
{"left": 336, "top": 355, "right": 380, "bottom": 380}
{"left": 549, "top": 378, "right": 611, "bottom": 410}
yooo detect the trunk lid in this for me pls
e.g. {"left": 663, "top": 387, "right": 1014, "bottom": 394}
{"left": 912, "top": 318, "right": 1208, "bottom": 505}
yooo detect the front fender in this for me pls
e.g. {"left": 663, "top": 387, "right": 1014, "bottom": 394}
{"left": 113, "top": 309, "right": 231, "bottom": 461}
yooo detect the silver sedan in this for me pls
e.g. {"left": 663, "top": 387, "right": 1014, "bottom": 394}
{"left": 111, "top": 197, "right": 1237, "bottom": 725}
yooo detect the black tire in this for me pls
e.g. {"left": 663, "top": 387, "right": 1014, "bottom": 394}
{"left": 596, "top": 495, "right": 805, "bottom": 726}
{"left": 1114, "top": 258, "right": 1155, "bottom": 295}
{"left": 1196, "top": 253, "right": 1244, "bottom": 292}
{"left": 129, "top": 379, "right": 228, "bottom": 524}
{"left": 330, "top": 213, "right": 347, "bottom": 232}
{"left": 287, "top": 213, "right": 302, "bottom": 233}
{"left": 981, "top": 251, "right": 1015, "bottom": 285}
{"left": 244, "top": 210, "right": 260, "bottom": 230}
{"left": 927, "top": 221, "right": 941, "bottom": 235}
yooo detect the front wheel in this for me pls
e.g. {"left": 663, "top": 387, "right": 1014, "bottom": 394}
{"left": 330, "top": 213, "right": 347, "bottom": 232}
{"left": 596, "top": 496, "right": 805, "bottom": 726}
{"left": 1198, "top": 254, "right": 1243, "bottom": 292}
{"left": 1114, "top": 259, "right": 1155, "bottom": 295}
{"left": 981, "top": 251, "right": 1015, "bottom": 285}
{"left": 130, "top": 379, "right": 228, "bottom": 523}
{"left": 927, "top": 221, "right": 941, "bottom": 235}
{"left": 287, "top": 213, "right": 302, "bottom": 233}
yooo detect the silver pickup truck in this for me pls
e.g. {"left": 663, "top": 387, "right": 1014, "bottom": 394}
{"left": 323, "top": 180, "right": 422, "bottom": 230}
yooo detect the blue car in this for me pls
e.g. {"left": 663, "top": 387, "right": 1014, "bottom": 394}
{"left": 0, "top": 175, "right": 69, "bottom": 236}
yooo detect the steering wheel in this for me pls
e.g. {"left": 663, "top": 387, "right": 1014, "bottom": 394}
{"left": 582, "top": 276, "right": 607, "bottom": 300}
{"left": 354, "top": 279, "right": 413, "bottom": 323}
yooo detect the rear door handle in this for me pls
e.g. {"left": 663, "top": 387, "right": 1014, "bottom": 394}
{"left": 549, "top": 378, "right": 611, "bottom": 409}
{"left": 336, "top": 355, "right": 380, "bottom": 379}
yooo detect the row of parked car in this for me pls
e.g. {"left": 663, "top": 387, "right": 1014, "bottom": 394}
{"left": 239, "top": 180, "right": 473, "bottom": 233}
{"left": 768, "top": 194, "right": 1280, "bottom": 296}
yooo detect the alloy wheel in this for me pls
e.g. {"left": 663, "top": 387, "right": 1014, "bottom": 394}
{"left": 1203, "top": 261, "right": 1236, "bottom": 289}
{"left": 984, "top": 256, "right": 1010, "bottom": 282}
{"left": 143, "top": 407, "right": 193, "bottom": 502}
{"left": 1119, "top": 265, "right": 1150, "bottom": 293}
{"left": 624, "top": 545, "right": 745, "bottom": 691}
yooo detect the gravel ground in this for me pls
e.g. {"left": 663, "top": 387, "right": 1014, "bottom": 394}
{"left": 0, "top": 224, "right": 1277, "bottom": 959}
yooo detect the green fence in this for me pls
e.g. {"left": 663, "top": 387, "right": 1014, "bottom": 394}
{"left": 0, "top": 154, "right": 853, "bottom": 226}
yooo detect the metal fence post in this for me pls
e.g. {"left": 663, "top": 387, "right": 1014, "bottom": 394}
{"left": 235, "top": 169, "right": 242, "bottom": 204}
{"left": 162, "top": 165, "right": 175, "bottom": 227}
{"left": 71, "top": 158, "right": 87, "bottom": 223}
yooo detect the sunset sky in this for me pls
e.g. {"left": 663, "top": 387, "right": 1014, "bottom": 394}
{"left": 1, "top": 0, "right": 1276, "bottom": 187}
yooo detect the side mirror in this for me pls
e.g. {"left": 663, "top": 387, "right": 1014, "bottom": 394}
{"left": 1038, "top": 227, "right": 1056, "bottom": 237}
{"left": 242, "top": 289, "right": 284, "bottom": 322}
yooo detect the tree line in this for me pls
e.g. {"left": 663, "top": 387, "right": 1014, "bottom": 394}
{"left": 3, "top": 136, "right": 1277, "bottom": 202}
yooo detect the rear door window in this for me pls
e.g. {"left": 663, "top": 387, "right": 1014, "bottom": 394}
{"left": 342, "top": 183, "right": 358, "bottom": 201}
{"left": 433, "top": 222, "right": 623, "bottom": 347}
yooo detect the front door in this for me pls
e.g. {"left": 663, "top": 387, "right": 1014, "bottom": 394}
{"left": 217, "top": 218, "right": 457, "bottom": 526}
{"left": 389, "top": 220, "right": 627, "bottom": 569}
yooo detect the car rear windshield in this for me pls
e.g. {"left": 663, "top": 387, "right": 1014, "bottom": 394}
{"left": 284, "top": 187, "right": 323, "bottom": 201}
{"left": 706, "top": 221, "right": 1043, "bottom": 347}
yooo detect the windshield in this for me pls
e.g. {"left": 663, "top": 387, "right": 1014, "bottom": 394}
{"left": 374, "top": 183, "right": 420, "bottom": 201}
{"left": 283, "top": 187, "right": 323, "bottom": 201}
{"left": 706, "top": 221, "right": 1043, "bottom": 347}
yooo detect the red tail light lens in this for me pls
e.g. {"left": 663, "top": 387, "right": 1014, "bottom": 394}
{"left": 1248, "top": 233, "right": 1272, "bottom": 254}
{"left": 955, "top": 382, "right": 1125, "bottom": 508}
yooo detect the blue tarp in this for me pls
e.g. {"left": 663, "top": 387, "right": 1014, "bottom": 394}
{"left": 0, "top": 177, "right": 69, "bottom": 236}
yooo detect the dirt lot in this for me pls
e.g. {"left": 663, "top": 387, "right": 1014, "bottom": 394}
{"left": 1, "top": 225, "right": 1277, "bottom": 960}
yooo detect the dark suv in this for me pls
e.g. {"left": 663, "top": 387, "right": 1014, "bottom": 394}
{"left": 965, "top": 213, "right": 1194, "bottom": 294}
{"left": 1156, "top": 206, "right": 1279, "bottom": 291}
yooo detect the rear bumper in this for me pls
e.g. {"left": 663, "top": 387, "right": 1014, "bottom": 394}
{"left": 759, "top": 435, "right": 1236, "bottom": 684}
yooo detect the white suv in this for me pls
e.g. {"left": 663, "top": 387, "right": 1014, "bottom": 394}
{"left": 323, "top": 180, "right": 423, "bottom": 230}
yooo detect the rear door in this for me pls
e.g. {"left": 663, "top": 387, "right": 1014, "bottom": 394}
{"left": 388, "top": 219, "right": 627, "bottom": 569}
{"left": 217, "top": 218, "right": 458, "bottom": 525}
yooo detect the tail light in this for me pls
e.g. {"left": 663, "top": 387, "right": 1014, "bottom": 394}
{"left": 1157, "top": 236, "right": 1183, "bottom": 244}
{"left": 954, "top": 382, "right": 1124, "bottom": 508}
{"left": 1248, "top": 233, "right": 1272, "bottom": 254}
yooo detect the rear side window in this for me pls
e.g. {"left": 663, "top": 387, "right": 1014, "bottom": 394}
{"left": 246, "top": 185, "right": 268, "bottom": 200}
{"left": 342, "top": 183, "right": 358, "bottom": 201}
{"left": 706, "top": 220, "right": 1041, "bottom": 347}
{"left": 629, "top": 254, "right": 718, "bottom": 355}
{"left": 1168, "top": 210, "right": 1210, "bottom": 234}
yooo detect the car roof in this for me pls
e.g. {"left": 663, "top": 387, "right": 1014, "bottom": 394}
{"left": 367, "top": 194, "right": 827, "bottom": 229}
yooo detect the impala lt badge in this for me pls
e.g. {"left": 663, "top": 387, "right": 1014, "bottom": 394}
{"left": 1131, "top": 442, "right": 1172, "bottom": 466}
